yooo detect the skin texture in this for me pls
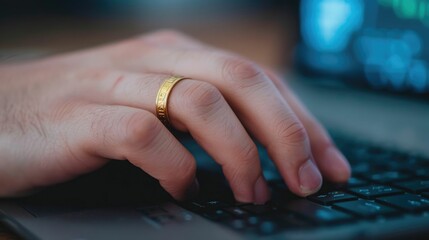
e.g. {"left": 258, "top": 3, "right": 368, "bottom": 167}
{"left": 0, "top": 30, "right": 351, "bottom": 203}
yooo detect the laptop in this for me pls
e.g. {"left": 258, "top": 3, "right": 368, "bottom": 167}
{"left": 1, "top": 0, "right": 429, "bottom": 239}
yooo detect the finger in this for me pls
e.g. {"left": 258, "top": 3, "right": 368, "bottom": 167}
{"left": 75, "top": 104, "right": 199, "bottom": 200}
{"left": 265, "top": 70, "right": 351, "bottom": 182}
{"left": 140, "top": 29, "right": 351, "bottom": 184}
{"left": 109, "top": 45, "right": 323, "bottom": 196}
{"left": 82, "top": 71, "right": 270, "bottom": 203}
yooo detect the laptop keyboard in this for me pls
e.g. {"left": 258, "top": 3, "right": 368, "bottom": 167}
{"left": 180, "top": 137, "right": 429, "bottom": 236}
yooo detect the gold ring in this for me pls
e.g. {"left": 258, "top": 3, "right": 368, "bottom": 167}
{"left": 156, "top": 75, "right": 187, "bottom": 127}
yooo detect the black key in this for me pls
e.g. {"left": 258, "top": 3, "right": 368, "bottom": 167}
{"left": 249, "top": 214, "right": 307, "bottom": 235}
{"left": 421, "top": 192, "right": 429, "bottom": 198}
{"left": 271, "top": 212, "right": 310, "bottom": 229}
{"left": 202, "top": 209, "right": 232, "bottom": 221}
{"left": 351, "top": 162, "right": 372, "bottom": 174}
{"left": 281, "top": 200, "right": 352, "bottom": 223}
{"left": 407, "top": 156, "right": 429, "bottom": 166}
{"left": 346, "top": 147, "right": 372, "bottom": 162}
{"left": 414, "top": 168, "right": 429, "bottom": 178}
{"left": 139, "top": 206, "right": 167, "bottom": 216}
{"left": 149, "top": 214, "right": 176, "bottom": 225}
{"left": 257, "top": 220, "right": 279, "bottom": 235}
{"left": 319, "top": 178, "right": 365, "bottom": 192}
{"left": 245, "top": 216, "right": 261, "bottom": 226}
{"left": 308, "top": 191, "right": 357, "bottom": 205}
{"left": 377, "top": 194, "right": 429, "bottom": 212}
{"left": 240, "top": 204, "right": 276, "bottom": 215}
{"left": 333, "top": 200, "right": 397, "bottom": 218}
{"left": 227, "top": 219, "right": 247, "bottom": 230}
{"left": 384, "top": 161, "right": 412, "bottom": 172}
{"left": 349, "top": 148, "right": 391, "bottom": 164}
{"left": 224, "top": 207, "right": 249, "bottom": 218}
{"left": 394, "top": 180, "right": 429, "bottom": 193}
{"left": 190, "top": 200, "right": 230, "bottom": 210}
{"left": 348, "top": 185, "right": 402, "bottom": 199}
{"left": 363, "top": 171, "right": 410, "bottom": 183}
{"left": 346, "top": 177, "right": 367, "bottom": 187}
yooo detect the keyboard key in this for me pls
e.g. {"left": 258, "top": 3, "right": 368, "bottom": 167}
{"left": 240, "top": 204, "right": 276, "bottom": 215}
{"left": 257, "top": 220, "right": 279, "bottom": 235}
{"left": 363, "top": 171, "right": 410, "bottom": 183}
{"left": 227, "top": 219, "right": 247, "bottom": 230}
{"left": 346, "top": 177, "right": 367, "bottom": 187}
{"left": 271, "top": 212, "right": 310, "bottom": 229}
{"left": 348, "top": 185, "right": 402, "bottom": 199}
{"left": 323, "top": 177, "right": 367, "bottom": 191}
{"left": 227, "top": 217, "right": 283, "bottom": 235}
{"left": 333, "top": 200, "right": 397, "bottom": 218}
{"left": 246, "top": 216, "right": 260, "bottom": 226}
{"left": 139, "top": 206, "right": 167, "bottom": 216}
{"left": 421, "top": 192, "right": 429, "bottom": 198}
{"left": 351, "top": 162, "right": 372, "bottom": 174}
{"left": 190, "top": 200, "right": 230, "bottom": 210}
{"left": 224, "top": 207, "right": 249, "bottom": 218}
{"left": 308, "top": 191, "right": 357, "bottom": 205}
{"left": 202, "top": 209, "right": 232, "bottom": 221}
{"left": 407, "top": 156, "right": 429, "bottom": 166}
{"left": 149, "top": 214, "right": 176, "bottom": 225}
{"left": 394, "top": 180, "right": 429, "bottom": 193}
{"left": 377, "top": 194, "right": 429, "bottom": 212}
{"left": 281, "top": 200, "right": 352, "bottom": 223}
{"left": 414, "top": 169, "right": 429, "bottom": 178}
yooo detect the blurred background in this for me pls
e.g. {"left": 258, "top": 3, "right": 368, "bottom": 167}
{"left": 0, "top": 0, "right": 297, "bottom": 70}
{"left": 1, "top": 0, "right": 429, "bottom": 96}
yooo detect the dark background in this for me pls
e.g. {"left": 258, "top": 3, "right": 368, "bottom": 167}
{"left": 0, "top": 0, "right": 300, "bottom": 70}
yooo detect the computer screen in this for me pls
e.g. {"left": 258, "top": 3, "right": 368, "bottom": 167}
{"left": 297, "top": 0, "right": 429, "bottom": 96}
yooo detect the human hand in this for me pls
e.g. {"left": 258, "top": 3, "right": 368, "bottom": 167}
{"left": 0, "top": 30, "right": 350, "bottom": 203}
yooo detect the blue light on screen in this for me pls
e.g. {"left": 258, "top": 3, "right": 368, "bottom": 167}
{"left": 355, "top": 29, "right": 427, "bottom": 92}
{"left": 301, "top": 0, "right": 364, "bottom": 53}
{"left": 408, "top": 60, "right": 427, "bottom": 92}
{"left": 300, "top": 0, "right": 429, "bottom": 93}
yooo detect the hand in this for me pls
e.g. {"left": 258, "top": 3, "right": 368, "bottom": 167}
{"left": 0, "top": 30, "right": 350, "bottom": 203}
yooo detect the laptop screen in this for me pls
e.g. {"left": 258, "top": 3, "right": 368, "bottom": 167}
{"left": 296, "top": 0, "right": 429, "bottom": 96}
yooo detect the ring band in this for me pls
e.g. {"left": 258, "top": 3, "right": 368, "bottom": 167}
{"left": 156, "top": 75, "right": 187, "bottom": 127}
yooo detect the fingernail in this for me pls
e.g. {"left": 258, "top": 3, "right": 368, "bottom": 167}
{"left": 324, "top": 147, "right": 351, "bottom": 180}
{"left": 253, "top": 175, "right": 271, "bottom": 204}
{"left": 299, "top": 159, "right": 322, "bottom": 195}
{"left": 185, "top": 179, "right": 200, "bottom": 200}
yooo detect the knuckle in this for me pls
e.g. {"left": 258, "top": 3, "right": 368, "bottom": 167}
{"left": 77, "top": 67, "right": 113, "bottom": 82}
{"left": 227, "top": 167, "right": 253, "bottom": 197}
{"left": 275, "top": 116, "right": 308, "bottom": 145}
{"left": 223, "top": 143, "right": 260, "bottom": 196}
{"left": 90, "top": 107, "right": 117, "bottom": 145}
{"left": 160, "top": 155, "right": 196, "bottom": 196}
{"left": 236, "top": 142, "right": 259, "bottom": 167}
{"left": 171, "top": 154, "right": 197, "bottom": 181}
{"left": 123, "top": 112, "right": 161, "bottom": 149}
{"left": 221, "top": 56, "right": 264, "bottom": 88}
{"left": 182, "top": 81, "right": 223, "bottom": 116}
